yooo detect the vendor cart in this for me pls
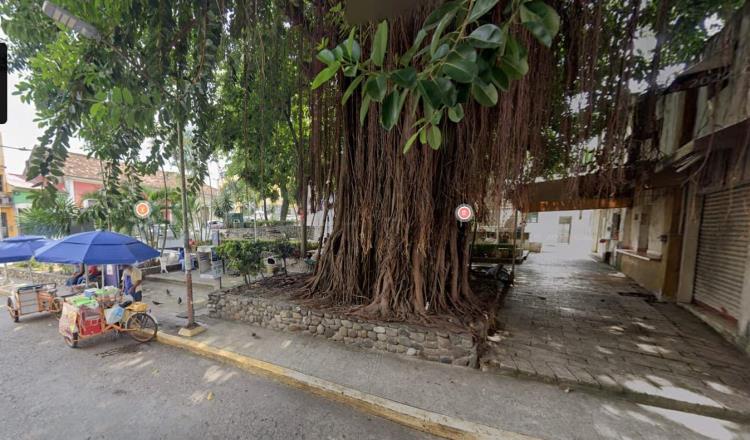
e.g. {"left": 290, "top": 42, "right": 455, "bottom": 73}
{"left": 5, "top": 283, "right": 70, "bottom": 322}
{"left": 59, "top": 293, "right": 158, "bottom": 348}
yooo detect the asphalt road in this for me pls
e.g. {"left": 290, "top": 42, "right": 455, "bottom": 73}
{"left": 0, "top": 308, "right": 433, "bottom": 440}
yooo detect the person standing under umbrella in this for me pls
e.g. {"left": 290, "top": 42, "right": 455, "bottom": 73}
{"left": 121, "top": 264, "right": 143, "bottom": 301}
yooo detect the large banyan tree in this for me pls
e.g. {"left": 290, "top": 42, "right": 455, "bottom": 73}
{"left": 2, "top": 0, "right": 741, "bottom": 323}
{"left": 298, "top": 0, "right": 739, "bottom": 321}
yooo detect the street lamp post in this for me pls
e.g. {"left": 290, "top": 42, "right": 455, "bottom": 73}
{"left": 42, "top": 2, "right": 202, "bottom": 334}
{"left": 42, "top": 2, "right": 100, "bottom": 40}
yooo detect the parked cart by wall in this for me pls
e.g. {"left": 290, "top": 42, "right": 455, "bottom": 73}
{"left": 5, "top": 283, "right": 68, "bottom": 322}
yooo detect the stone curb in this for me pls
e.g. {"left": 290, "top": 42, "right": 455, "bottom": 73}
{"left": 155, "top": 331, "right": 541, "bottom": 440}
{"left": 489, "top": 365, "right": 750, "bottom": 424}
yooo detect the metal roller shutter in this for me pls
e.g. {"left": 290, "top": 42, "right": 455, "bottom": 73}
{"left": 693, "top": 185, "right": 750, "bottom": 319}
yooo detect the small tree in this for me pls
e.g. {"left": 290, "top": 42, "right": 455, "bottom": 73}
{"left": 272, "top": 238, "right": 296, "bottom": 275}
{"left": 216, "top": 240, "right": 264, "bottom": 285}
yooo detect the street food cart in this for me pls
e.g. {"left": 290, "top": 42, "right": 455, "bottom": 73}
{"left": 58, "top": 289, "right": 157, "bottom": 348}
{"left": 0, "top": 235, "right": 62, "bottom": 322}
{"left": 33, "top": 230, "right": 161, "bottom": 348}
{"left": 5, "top": 283, "right": 68, "bottom": 322}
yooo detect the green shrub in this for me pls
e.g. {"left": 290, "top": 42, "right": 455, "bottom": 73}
{"left": 216, "top": 240, "right": 266, "bottom": 284}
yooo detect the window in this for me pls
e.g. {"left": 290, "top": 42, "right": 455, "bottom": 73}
{"left": 526, "top": 212, "right": 539, "bottom": 223}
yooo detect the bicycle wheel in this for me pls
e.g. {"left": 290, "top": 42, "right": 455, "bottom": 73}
{"left": 126, "top": 313, "right": 158, "bottom": 343}
{"left": 51, "top": 298, "right": 63, "bottom": 319}
{"left": 7, "top": 298, "right": 19, "bottom": 322}
{"left": 64, "top": 332, "right": 79, "bottom": 348}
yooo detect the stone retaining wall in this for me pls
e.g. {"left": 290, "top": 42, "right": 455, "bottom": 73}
{"left": 4, "top": 268, "right": 69, "bottom": 285}
{"left": 208, "top": 289, "right": 477, "bottom": 366}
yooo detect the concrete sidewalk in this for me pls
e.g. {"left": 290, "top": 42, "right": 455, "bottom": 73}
{"left": 154, "top": 309, "right": 750, "bottom": 440}
{"left": 487, "top": 249, "right": 750, "bottom": 422}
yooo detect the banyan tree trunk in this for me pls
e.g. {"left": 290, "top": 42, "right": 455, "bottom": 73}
{"left": 307, "top": 6, "right": 558, "bottom": 322}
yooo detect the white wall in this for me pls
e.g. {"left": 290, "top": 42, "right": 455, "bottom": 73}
{"left": 525, "top": 210, "right": 597, "bottom": 253}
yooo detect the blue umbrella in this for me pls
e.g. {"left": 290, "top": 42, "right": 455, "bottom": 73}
{"left": 0, "top": 235, "right": 51, "bottom": 263}
{"left": 34, "top": 231, "right": 159, "bottom": 265}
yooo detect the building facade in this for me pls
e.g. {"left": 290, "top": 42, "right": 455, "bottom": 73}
{"left": 0, "top": 135, "right": 18, "bottom": 238}
{"left": 593, "top": 2, "right": 750, "bottom": 350}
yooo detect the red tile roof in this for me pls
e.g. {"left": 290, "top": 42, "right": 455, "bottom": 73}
{"left": 46, "top": 152, "right": 218, "bottom": 197}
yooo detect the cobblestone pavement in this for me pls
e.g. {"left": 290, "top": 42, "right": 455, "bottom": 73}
{"left": 486, "top": 246, "right": 750, "bottom": 418}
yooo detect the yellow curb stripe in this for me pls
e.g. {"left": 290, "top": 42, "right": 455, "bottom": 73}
{"left": 156, "top": 332, "right": 542, "bottom": 440}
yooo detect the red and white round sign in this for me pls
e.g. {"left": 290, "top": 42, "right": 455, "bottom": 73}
{"left": 455, "top": 204, "right": 474, "bottom": 222}
{"left": 134, "top": 200, "right": 152, "bottom": 219}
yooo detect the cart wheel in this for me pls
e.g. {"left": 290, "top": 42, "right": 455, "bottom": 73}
{"left": 64, "top": 332, "right": 79, "bottom": 348}
{"left": 126, "top": 313, "right": 158, "bottom": 343}
{"left": 6, "top": 298, "right": 19, "bottom": 323}
{"left": 52, "top": 298, "right": 63, "bottom": 319}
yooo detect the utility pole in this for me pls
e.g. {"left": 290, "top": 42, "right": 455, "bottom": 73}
{"left": 177, "top": 120, "right": 196, "bottom": 330}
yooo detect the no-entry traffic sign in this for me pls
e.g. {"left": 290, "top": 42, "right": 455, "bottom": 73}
{"left": 455, "top": 204, "right": 474, "bottom": 222}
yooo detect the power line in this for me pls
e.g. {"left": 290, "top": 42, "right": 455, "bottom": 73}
{"left": 0, "top": 144, "right": 32, "bottom": 152}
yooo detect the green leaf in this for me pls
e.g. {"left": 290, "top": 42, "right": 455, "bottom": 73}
{"left": 317, "top": 48, "right": 335, "bottom": 65}
{"left": 435, "top": 77, "right": 458, "bottom": 106}
{"left": 400, "top": 29, "right": 427, "bottom": 66}
{"left": 333, "top": 45, "right": 344, "bottom": 60}
{"left": 419, "top": 127, "right": 428, "bottom": 144}
{"left": 467, "top": 24, "right": 504, "bottom": 48}
{"left": 431, "top": 43, "right": 450, "bottom": 61}
{"left": 448, "top": 104, "right": 464, "bottom": 123}
{"left": 417, "top": 79, "right": 444, "bottom": 108}
{"left": 391, "top": 67, "right": 417, "bottom": 89}
{"left": 499, "top": 36, "right": 529, "bottom": 80}
{"left": 430, "top": 109, "right": 443, "bottom": 126}
{"left": 371, "top": 20, "right": 388, "bottom": 67}
{"left": 344, "top": 28, "right": 358, "bottom": 61}
{"left": 365, "top": 74, "right": 387, "bottom": 102}
{"left": 424, "top": 1, "right": 461, "bottom": 28}
{"left": 443, "top": 51, "right": 478, "bottom": 83}
{"left": 520, "top": 1, "right": 560, "bottom": 48}
{"left": 343, "top": 64, "right": 359, "bottom": 77}
{"left": 471, "top": 78, "right": 498, "bottom": 106}
{"left": 403, "top": 130, "right": 421, "bottom": 154}
{"left": 90, "top": 102, "right": 103, "bottom": 118}
{"left": 122, "top": 88, "right": 134, "bottom": 105}
{"left": 490, "top": 66, "right": 509, "bottom": 91}
{"left": 342, "top": 75, "right": 365, "bottom": 105}
{"left": 360, "top": 95, "right": 372, "bottom": 126}
{"left": 380, "top": 89, "right": 402, "bottom": 130}
{"left": 455, "top": 43, "right": 478, "bottom": 62}
{"left": 430, "top": 11, "right": 456, "bottom": 58}
{"left": 467, "top": 0, "right": 499, "bottom": 23}
{"left": 311, "top": 61, "right": 340, "bottom": 89}
{"left": 344, "top": 41, "right": 361, "bottom": 63}
{"left": 112, "top": 88, "right": 122, "bottom": 104}
{"left": 427, "top": 125, "right": 442, "bottom": 150}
